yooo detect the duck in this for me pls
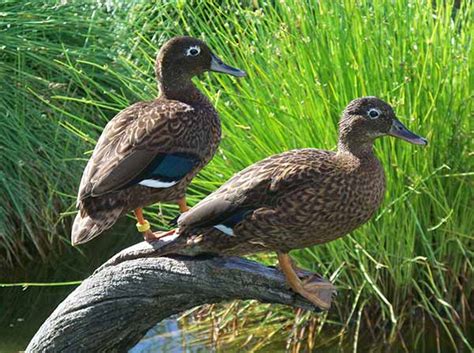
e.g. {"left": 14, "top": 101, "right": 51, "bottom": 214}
{"left": 71, "top": 36, "right": 246, "bottom": 245}
{"left": 150, "top": 97, "right": 428, "bottom": 310}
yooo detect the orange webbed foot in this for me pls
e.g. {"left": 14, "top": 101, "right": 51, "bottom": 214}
{"left": 277, "top": 252, "right": 336, "bottom": 310}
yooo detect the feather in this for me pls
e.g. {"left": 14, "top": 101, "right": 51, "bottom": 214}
{"left": 139, "top": 179, "right": 178, "bottom": 188}
{"left": 130, "top": 152, "right": 200, "bottom": 188}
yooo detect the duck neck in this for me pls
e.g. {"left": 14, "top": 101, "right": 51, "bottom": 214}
{"left": 160, "top": 81, "right": 208, "bottom": 105}
{"left": 157, "top": 67, "right": 209, "bottom": 106}
{"left": 337, "top": 134, "right": 376, "bottom": 160}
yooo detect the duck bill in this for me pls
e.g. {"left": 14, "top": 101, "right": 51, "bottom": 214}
{"left": 388, "top": 119, "right": 428, "bottom": 145}
{"left": 210, "top": 54, "right": 246, "bottom": 77}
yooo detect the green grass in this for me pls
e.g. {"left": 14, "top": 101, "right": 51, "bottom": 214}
{"left": 0, "top": 0, "right": 133, "bottom": 265}
{"left": 1, "top": 0, "right": 472, "bottom": 351}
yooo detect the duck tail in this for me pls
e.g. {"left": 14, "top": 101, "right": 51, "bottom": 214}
{"left": 71, "top": 213, "right": 101, "bottom": 246}
{"left": 71, "top": 206, "right": 122, "bottom": 246}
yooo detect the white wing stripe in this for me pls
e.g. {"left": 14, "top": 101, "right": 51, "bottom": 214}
{"left": 139, "top": 179, "right": 178, "bottom": 188}
{"left": 214, "top": 224, "right": 234, "bottom": 236}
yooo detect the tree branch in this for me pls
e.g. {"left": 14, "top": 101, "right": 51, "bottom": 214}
{"left": 26, "top": 241, "right": 329, "bottom": 352}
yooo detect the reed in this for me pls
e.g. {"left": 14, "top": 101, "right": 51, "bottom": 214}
{"left": 1, "top": 0, "right": 471, "bottom": 350}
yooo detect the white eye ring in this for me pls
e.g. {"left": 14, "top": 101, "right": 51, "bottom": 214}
{"left": 367, "top": 108, "right": 381, "bottom": 119}
{"left": 186, "top": 46, "right": 201, "bottom": 57}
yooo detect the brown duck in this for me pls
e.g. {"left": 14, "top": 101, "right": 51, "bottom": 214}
{"left": 151, "top": 97, "right": 428, "bottom": 309}
{"left": 71, "top": 36, "right": 246, "bottom": 245}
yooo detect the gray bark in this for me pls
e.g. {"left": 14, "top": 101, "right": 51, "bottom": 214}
{"left": 26, "top": 241, "right": 328, "bottom": 353}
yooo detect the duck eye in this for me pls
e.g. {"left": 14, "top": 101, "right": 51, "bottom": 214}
{"left": 186, "top": 46, "right": 201, "bottom": 57}
{"left": 367, "top": 108, "right": 381, "bottom": 119}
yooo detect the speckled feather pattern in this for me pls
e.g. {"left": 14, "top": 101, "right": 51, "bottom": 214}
{"left": 159, "top": 148, "right": 385, "bottom": 256}
{"left": 148, "top": 96, "right": 427, "bottom": 258}
{"left": 70, "top": 36, "right": 244, "bottom": 244}
{"left": 74, "top": 91, "right": 221, "bottom": 240}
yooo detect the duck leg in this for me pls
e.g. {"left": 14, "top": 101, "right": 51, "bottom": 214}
{"left": 277, "top": 252, "right": 335, "bottom": 310}
{"left": 165, "top": 197, "right": 189, "bottom": 226}
{"left": 134, "top": 208, "right": 155, "bottom": 242}
{"left": 135, "top": 208, "right": 178, "bottom": 242}
{"left": 177, "top": 196, "right": 190, "bottom": 213}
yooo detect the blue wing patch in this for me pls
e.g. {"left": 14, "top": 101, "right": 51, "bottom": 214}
{"left": 213, "top": 209, "right": 253, "bottom": 236}
{"left": 147, "top": 153, "right": 200, "bottom": 182}
{"left": 130, "top": 152, "right": 200, "bottom": 189}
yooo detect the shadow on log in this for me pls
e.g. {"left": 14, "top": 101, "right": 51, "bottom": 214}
{"left": 27, "top": 241, "right": 326, "bottom": 352}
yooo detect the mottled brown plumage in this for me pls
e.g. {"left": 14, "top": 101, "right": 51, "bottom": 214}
{"left": 155, "top": 97, "right": 427, "bottom": 256}
{"left": 71, "top": 36, "right": 245, "bottom": 245}
{"left": 153, "top": 97, "right": 427, "bottom": 309}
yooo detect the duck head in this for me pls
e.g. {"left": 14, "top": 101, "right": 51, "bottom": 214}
{"left": 338, "top": 96, "right": 427, "bottom": 154}
{"left": 155, "top": 36, "right": 246, "bottom": 93}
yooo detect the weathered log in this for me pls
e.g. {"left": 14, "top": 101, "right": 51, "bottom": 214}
{"left": 26, "top": 241, "right": 329, "bottom": 352}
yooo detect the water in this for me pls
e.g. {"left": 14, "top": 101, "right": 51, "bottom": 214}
{"left": 0, "top": 221, "right": 138, "bottom": 352}
{"left": 0, "top": 284, "right": 198, "bottom": 352}
{"left": 0, "top": 286, "right": 72, "bottom": 352}
{"left": 130, "top": 319, "right": 204, "bottom": 353}
{"left": 0, "top": 285, "right": 208, "bottom": 352}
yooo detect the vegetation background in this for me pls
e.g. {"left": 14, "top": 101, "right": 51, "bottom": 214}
{"left": 0, "top": 0, "right": 472, "bottom": 351}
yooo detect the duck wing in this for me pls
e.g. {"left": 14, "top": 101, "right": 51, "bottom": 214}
{"left": 77, "top": 100, "right": 200, "bottom": 202}
{"left": 178, "top": 149, "right": 334, "bottom": 232}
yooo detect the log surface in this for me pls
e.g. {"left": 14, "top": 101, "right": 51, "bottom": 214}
{"left": 26, "top": 241, "right": 320, "bottom": 352}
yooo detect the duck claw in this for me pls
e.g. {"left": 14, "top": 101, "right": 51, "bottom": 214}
{"left": 144, "top": 229, "right": 177, "bottom": 242}
{"left": 300, "top": 275, "right": 337, "bottom": 309}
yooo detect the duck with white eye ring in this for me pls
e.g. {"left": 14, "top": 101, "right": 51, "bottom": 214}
{"left": 186, "top": 46, "right": 201, "bottom": 57}
{"left": 71, "top": 36, "right": 246, "bottom": 246}
{"left": 363, "top": 105, "right": 427, "bottom": 145}
{"left": 367, "top": 108, "right": 381, "bottom": 119}
{"left": 183, "top": 44, "right": 246, "bottom": 77}
{"left": 148, "top": 96, "right": 428, "bottom": 310}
